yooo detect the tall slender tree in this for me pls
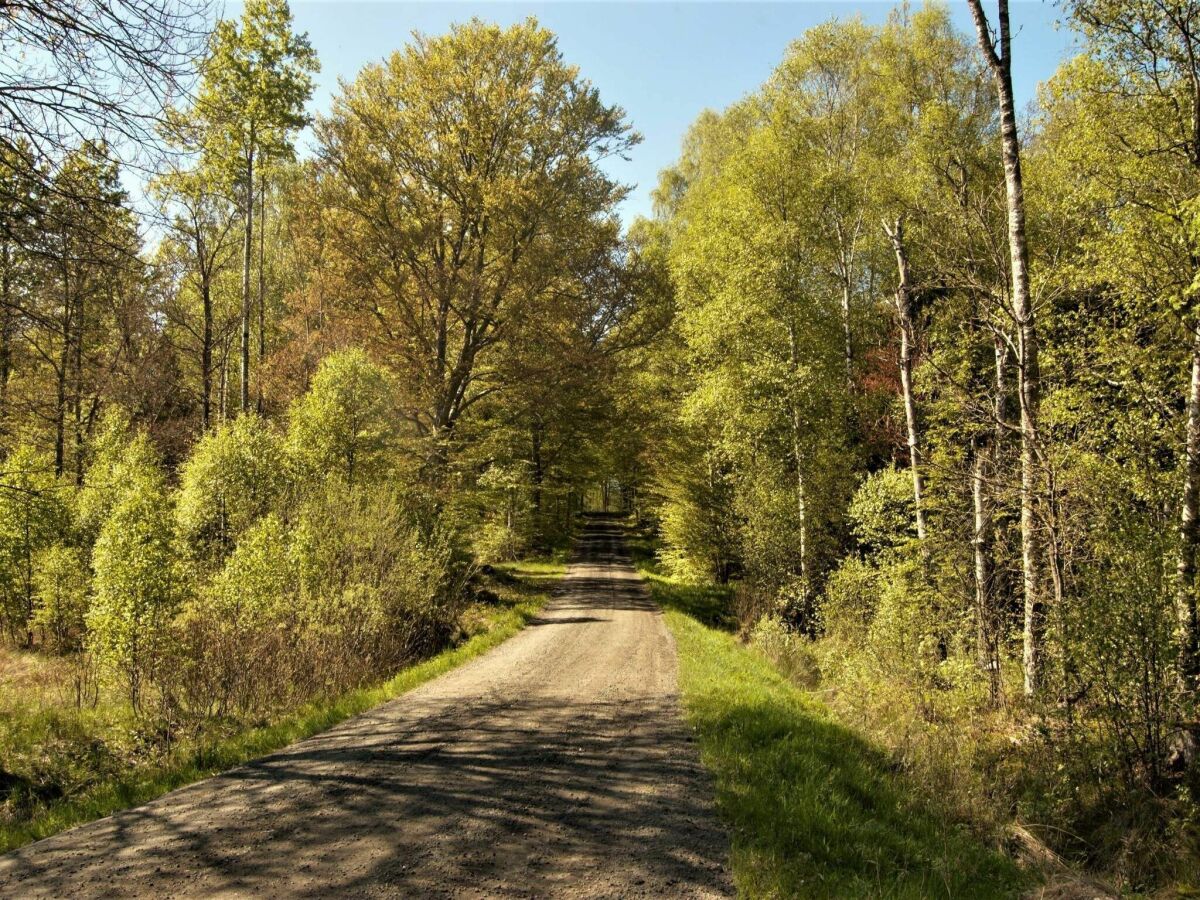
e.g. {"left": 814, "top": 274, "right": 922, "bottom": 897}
{"left": 193, "top": 0, "right": 316, "bottom": 413}
{"left": 966, "top": 0, "right": 1045, "bottom": 697}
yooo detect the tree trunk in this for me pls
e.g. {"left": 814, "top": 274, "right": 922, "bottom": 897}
{"left": 54, "top": 264, "right": 70, "bottom": 477}
{"left": 975, "top": 331, "right": 1010, "bottom": 702}
{"left": 972, "top": 436, "right": 999, "bottom": 700}
{"left": 201, "top": 269, "right": 213, "bottom": 431}
{"left": 72, "top": 278, "right": 84, "bottom": 484}
{"left": 240, "top": 147, "right": 254, "bottom": 414}
{"left": 1176, "top": 320, "right": 1200, "bottom": 690}
{"left": 531, "top": 418, "right": 544, "bottom": 543}
{"left": 967, "top": 0, "right": 1044, "bottom": 697}
{"left": 840, "top": 274, "right": 853, "bottom": 385}
{"left": 256, "top": 175, "right": 266, "bottom": 414}
{"left": 788, "top": 321, "right": 810, "bottom": 600}
{"left": 0, "top": 241, "right": 13, "bottom": 455}
{"left": 884, "top": 217, "right": 927, "bottom": 540}
{"left": 219, "top": 330, "right": 230, "bottom": 423}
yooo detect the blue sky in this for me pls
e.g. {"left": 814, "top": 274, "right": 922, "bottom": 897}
{"left": 277, "top": 1, "right": 1076, "bottom": 225}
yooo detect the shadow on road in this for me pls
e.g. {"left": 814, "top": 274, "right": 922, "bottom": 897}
{"left": 0, "top": 518, "right": 732, "bottom": 899}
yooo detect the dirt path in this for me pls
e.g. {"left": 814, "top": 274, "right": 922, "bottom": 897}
{"left": 0, "top": 520, "right": 732, "bottom": 898}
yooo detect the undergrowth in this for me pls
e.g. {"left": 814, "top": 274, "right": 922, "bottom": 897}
{"left": 633, "top": 542, "right": 1025, "bottom": 898}
{"left": 0, "top": 558, "right": 563, "bottom": 853}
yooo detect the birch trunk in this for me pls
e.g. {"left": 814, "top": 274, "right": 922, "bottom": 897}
{"left": 972, "top": 436, "right": 998, "bottom": 699}
{"left": 789, "top": 322, "right": 810, "bottom": 588}
{"left": 967, "top": 0, "right": 1044, "bottom": 697}
{"left": 884, "top": 217, "right": 927, "bottom": 540}
{"left": 1176, "top": 320, "right": 1200, "bottom": 689}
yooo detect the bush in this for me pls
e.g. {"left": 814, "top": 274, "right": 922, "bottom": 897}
{"left": 820, "top": 555, "right": 880, "bottom": 645}
{"left": 87, "top": 458, "right": 178, "bottom": 712}
{"left": 175, "top": 414, "right": 286, "bottom": 565}
{"left": 32, "top": 545, "right": 90, "bottom": 653}
{"left": 169, "top": 514, "right": 299, "bottom": 721}
{"left": 75, "top": 408, "right": 155, "bottom": 544}
{"left": 748, "top": 614, "right": 820, "bottom": 688}
{"left": 846, "top": 466, "right": 916, "bottom": 554}
{"left": 287, "top": 482, "right": 467, "bottom": 691}
{"left": 286, "top": 349, "right": 395, "bottom": 486}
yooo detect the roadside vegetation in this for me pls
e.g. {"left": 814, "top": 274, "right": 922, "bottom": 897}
{"left": 625, "top": 2, "right": 1200, "bottom": 893}
{"left": 0, "top": 558, "right": 564, "bottom": 852}
{"left": 641, "top": 561, "right": 1023, "bottom": 899}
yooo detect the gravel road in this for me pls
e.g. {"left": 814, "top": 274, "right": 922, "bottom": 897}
{"left": 0, "top": 519, "right": 733, "bottom": 898}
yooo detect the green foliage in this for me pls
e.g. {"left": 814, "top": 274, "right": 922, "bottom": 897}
{"left": 291, "top": 482, "right": 464, "bottom": 668}
{"left": 846, "top": 467, "right": 916, "bottom": 555}
{"left": 313, "top": 17, "right": 636, "bottom": 462}
{"left": 175, "top": 414, "right": 287, "bottom": 564}
{"left": 31, "top": 545, "right": 90, "bottom": 654}
{"left": 0, "top": 561, "right": 562, "bottom": 855}
{"left": 87, "top": 452, "right": 178, "bottom": 710}
{"left": 643, "top": 3, "right": 1200, "bottom": 888}
{"left": 654, "top": 439, "right": 738, "bottom": 583}
{"left": 468, "top": 461, "right": 535, "bottom": 562}
{"left": 9, "top": 4, "right": 1200, "bottom": 891}
{"left": 645, "top": 565, "right": 1023, "bottom": 898}
{"left": 0, "top": 447, "right": 69, "bottom": 644}
{"left": 75, "top": 412, "right": 160, "bottom": 545}
{"left": 820, "top": 556, "right": 881, "bottom": 646}
{"left": 194, "top": 0, "right": 318, "bottom": 184}
{"left": 211, "top": 513, "right": 292, "bottom": 621}
{"left": 286, "top": 349, "right": 395, "bottom": 486}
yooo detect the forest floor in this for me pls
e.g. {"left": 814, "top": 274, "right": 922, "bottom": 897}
{"left": 0, "top": 519, "right": 733, "bottom": 898}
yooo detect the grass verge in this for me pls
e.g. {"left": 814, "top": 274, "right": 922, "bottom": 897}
{"left": 0, "top": 557, "right": 564, "bottom": 854}
{"left": 638, "top": 561, "right": 1026, "bottom": 899}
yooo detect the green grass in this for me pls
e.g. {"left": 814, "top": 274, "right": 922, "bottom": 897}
{"left": 641, "top": 565, "right": 1026, "bottom": 899}
{"left": 0, "top": 558, "right": 564, "bottom": 854}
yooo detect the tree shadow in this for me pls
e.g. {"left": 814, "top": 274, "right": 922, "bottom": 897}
{"left": 0, "top": 693, "right": 732, "bottom": 897}
{"left": 0, "top": 519, "right": 733, "bottom": 898}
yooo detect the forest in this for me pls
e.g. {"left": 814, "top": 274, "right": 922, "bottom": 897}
{"left": 2, "top": 0, "right": 1200, "bottom": 894}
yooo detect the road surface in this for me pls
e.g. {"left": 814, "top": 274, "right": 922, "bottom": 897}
{"left": 0, "top": 519, "right": 732, "bottom": 898}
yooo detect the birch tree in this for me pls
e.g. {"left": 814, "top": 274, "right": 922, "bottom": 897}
{"left": 966, "top": 0, "right": 1046, "bottom": 697}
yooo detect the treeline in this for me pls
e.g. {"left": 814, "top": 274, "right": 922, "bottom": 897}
{"left": 0, "top": 4, "right": 650, "bottom": 739}
{"left": 632, "top": 0, "right": 1200, "bottom": 887}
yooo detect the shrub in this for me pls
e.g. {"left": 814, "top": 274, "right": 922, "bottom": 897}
{"left": 74, "top": 408, "right": 156, "bottom": 544}
{"left": 169, "top": 514, "right": 300, "bottom": 721}
{"left": 286, "top": 349, "right": 395, "bottom": 486}
{"left": 846, "top": 466, "right": 916, "bottom": 554}
{"left": 292, "top": 483, "right": 464, "bottom": 663}
{"left": 32, "top": 545, "right": 90, "bottom": 653}
{"left": 749, "top": 614, "right": 821, "bottom": 687}
{"left": 175, "top": 414, "right": 286, "bottom": 565}
{"left": 87, "top": 458, "right": 178, "bottom": 712}
{"left": 820, "top": 555, "right": 880, "bottom": 645}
